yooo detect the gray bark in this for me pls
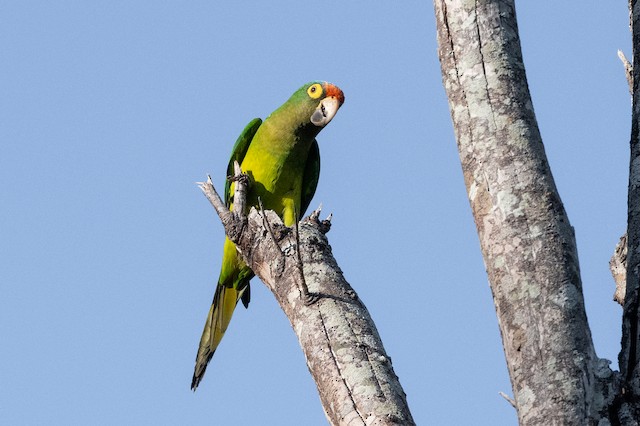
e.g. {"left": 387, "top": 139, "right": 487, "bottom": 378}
{"left": 197, "top": 174, "right": 415, "bottom": 426}
{"left": 434, "top": 0, "right": 620, "bottom": 424}
{"left": 619, "top": 0, "right": 640, "bottom": 419}
{"left": 611, "top": 234, "right": 627, "bottom": 306}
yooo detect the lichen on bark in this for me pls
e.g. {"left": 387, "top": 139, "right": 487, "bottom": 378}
{"left": 197, "top": 174, "right": 415, "bottom": 425}
{"left": 434, "top": 0, "right": 618, "bottom": 423}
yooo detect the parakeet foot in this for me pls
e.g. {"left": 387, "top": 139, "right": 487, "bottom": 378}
{"left": 227, "top": 171, "right": 250, "bottom": 187}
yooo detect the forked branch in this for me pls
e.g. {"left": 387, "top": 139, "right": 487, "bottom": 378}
{"left": 197, "top": 166, "right": 414, "bottom": 426}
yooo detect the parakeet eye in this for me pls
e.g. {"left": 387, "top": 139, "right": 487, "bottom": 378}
{"left": 307, "top": 83, "right": 323, "bottom": 99}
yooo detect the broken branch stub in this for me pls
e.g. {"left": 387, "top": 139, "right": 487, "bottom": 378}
{"left": 196, "top": 167, "right": 415, "bottom": 425}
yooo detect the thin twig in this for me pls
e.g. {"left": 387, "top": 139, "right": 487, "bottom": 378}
{"left": 293, "top": 211, "right": 316, "bottom": 305}
{"left": 197, "top": 175, "right": 231, "bottom": 222}
{"left": 618, "top": 49, "right": 633, "bottom": 95}
{"left": 499, "top": 391, "right": 517, "bottom": 409}
{"left": 257, "top": 197, "right": 283, "bottom": 253}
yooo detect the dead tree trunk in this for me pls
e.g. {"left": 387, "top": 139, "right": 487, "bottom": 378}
{"left": 619, "top": 0, "right": 640, "bottom": 420}
{"left": 434, "top": 0, "right": 624, "bottom": 424}
{"left": 197, "top": 172, "right": 415, "bottom": 426}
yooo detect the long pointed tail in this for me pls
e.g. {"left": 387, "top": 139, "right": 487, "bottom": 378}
{"left": 191, "top": 283, "right": 243, "bottom": 390}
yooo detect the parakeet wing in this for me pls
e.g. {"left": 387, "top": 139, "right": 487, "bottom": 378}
{"left": 300, "top": 139, "right": 320, "bottom": 219}
{"left": 224, "top": 118, "right": 262, "bottom": 207}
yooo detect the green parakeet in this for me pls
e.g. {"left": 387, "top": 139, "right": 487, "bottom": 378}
{"left": 191, "top": 81, "right": 345, "bottom": 390}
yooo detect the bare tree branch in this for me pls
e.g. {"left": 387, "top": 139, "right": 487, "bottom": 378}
{"left": 433, "top": 0, "right": 618, "bottom": 423}
{"left": 619, "top": 0, "right": 640, "bottom": 418}
{"left": 197, "top": 173, "right": 415, "bottom": 426}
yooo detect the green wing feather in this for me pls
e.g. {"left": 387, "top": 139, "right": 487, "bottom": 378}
{"left": 300, "top": 139, "right": 320, "bottom": 219}
{"left": 193, "top": 81, "right": 344, "bottom": 390}
{"left": 192, "top": 119, "right": 262, "bottom": 390}
{"left": 224, "top": 118, "right": 262, "bottom": 207}
{"left": 223, "top": 118, "right": 261, "bottom": 308}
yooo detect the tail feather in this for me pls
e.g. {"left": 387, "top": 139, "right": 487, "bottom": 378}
{"left": 191, "top": 284, "right": 243, "bottom": 390}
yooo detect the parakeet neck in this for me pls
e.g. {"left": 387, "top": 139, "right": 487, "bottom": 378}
{"left": 261, "top": 105, "right": 319, "bottom": 156}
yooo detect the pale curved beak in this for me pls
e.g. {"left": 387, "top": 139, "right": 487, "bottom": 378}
{"left": 310, "top": 97, "right": 341, "bottom": 127}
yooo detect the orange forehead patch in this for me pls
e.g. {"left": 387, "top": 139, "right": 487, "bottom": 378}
{"left": 324, "top": 83, "right": 345, "bottom": 106}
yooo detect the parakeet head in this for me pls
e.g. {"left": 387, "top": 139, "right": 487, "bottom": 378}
{"left": 284, "top": 81, "right": 345, "bottom": 129}
{"left": 305, "top": 81, "right": 344, "bottom": 127}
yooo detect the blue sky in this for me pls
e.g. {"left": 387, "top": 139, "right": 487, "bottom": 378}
{"left": 0, "top": 2, "right": 631, "bottom": 425}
